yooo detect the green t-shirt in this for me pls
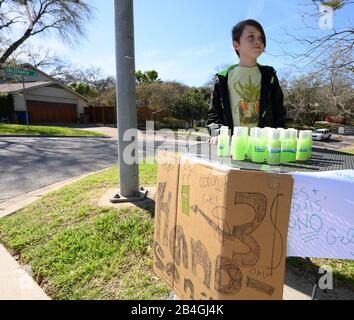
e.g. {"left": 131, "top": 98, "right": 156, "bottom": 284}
{"left": 228, "top": 66, "right": 261, "bottom": 127}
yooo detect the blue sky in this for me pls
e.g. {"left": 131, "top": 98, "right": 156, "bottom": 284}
{"left": 29, "top": 0, "right": 353, "bottom": 87}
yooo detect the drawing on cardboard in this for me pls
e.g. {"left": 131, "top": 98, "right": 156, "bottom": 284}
{"left": 169, "top": 225, "right": 189, "bottom": 269}
{"left": 215, "top": 255, "right": 243, "bottom": 294}
{"left": 191, "top": 238, "right": 211, "bottom": 289}
{"left": 154, "top": 241, "right": 165, "bottom": 271}
{"left": 246, "top": 276, "right": 275, "bottom": 296}
{"left": 190, "top": 205, "right": 233, "bottom": 242}
{"left": 166, "top": 262, "right": 180, "bottom": 283}
{"left": 268, "top": 193, "right": 284, "bottom": 276}
{"left": 184, "top": 278, "right": 194, "bottom": 300}
{"left": 156, "top": 182, "right": 172, "bottom": 246}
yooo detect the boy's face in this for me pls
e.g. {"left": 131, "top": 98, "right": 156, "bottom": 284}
{"left": 233, "top": 25, "right": 265, "bottom": 60}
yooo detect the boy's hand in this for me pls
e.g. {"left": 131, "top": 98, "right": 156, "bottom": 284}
{"left": 208, "top": 136, "right": 218, "bottom": 144}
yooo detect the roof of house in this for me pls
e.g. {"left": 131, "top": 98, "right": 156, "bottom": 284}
{"left": 0, "top": 81, "right": 52, "bottom": 92}
{"left": 0, "top": 80, "right": 90, "bottom": 102}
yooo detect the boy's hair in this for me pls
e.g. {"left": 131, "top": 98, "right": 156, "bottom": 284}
{"left": 232, "top": 19, "right": 266, "bottom": 57}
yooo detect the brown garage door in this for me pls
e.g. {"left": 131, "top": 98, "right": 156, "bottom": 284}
{"left": 27, "top": 100, "right": 77, "bottom": 123}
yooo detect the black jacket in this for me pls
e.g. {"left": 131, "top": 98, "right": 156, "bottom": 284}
{"left": 206, "top": 64, "right": 286, "bottom": 136}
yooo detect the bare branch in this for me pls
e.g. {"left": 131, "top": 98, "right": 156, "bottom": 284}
{"left": 0, "top": 0, "right": 95, "bottom": 64}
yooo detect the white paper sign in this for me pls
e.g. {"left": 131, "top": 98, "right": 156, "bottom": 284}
{"left": 286, "top": 170, "right": 354, "bottom": 260}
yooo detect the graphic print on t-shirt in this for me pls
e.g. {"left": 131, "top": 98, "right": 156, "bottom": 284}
{"left": 234, "top": 75, "right": 260, "bottom": 125}
{"left": 228, "top": 66, "right": 261, "bottom": 127}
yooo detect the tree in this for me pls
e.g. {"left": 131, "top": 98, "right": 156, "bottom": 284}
{"left": 135, "top": 70, "right": 160, "bottom": 84}
{"left": 171, "top": 89, "right": 209, "bottom": 128}
{"left": 67, "top": 82, "right": 97, "bottom": 101}
{"left": 315, "top": 46, "right": 354, "bottom": 117}
{"left": 278, "top": 0, "right": 353, "bottom": 74}
{"left": 0, "top": 0, "right": 94, "bottom": 64}
{"left": 136, "top": 81, "right": 187, "bottom": 111}
{"left": 0, "top": 92, "right": 14, "bottom": 120}
{"left": 285, "top": 74, "right": 325, "bottom": 125}
{"left": 59, "top": 66, "right": 116, "bottom": 105}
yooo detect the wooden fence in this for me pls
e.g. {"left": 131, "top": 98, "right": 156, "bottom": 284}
{"left": 84, "top": 106, "right": 116, "bottom": 125}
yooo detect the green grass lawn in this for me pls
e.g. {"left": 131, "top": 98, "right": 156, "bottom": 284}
{"left": 0, "top": 161, "right": 353, "bottom": 299}
{"left": 0, "top": 163, "right": 169, "bottom": 300}
{"left": 0, "top": 124, "right": 106, "bottom": 137}
{"left": 338, "top": 148, "right": 354, "bottom": 155}
{"left": 285, "top": 122, "right": 331, "bottom": 131}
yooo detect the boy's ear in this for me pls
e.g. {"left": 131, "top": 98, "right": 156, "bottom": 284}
{"left": 232, "top": 41, "right": 240, "bottom": 52}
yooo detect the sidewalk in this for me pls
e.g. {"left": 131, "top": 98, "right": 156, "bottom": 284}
{"left": 0, "top": 244, "right": 50, "bottom": 300}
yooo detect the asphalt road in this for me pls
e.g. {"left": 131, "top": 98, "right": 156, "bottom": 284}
{"left": 0, "top": 137, "right": 118, "bottom": 203}
{"left": 0, "top": 136, "right": 192, "bottom": 203}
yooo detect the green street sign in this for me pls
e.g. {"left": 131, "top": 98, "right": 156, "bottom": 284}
{"left": 3, "top": 67, "right": 36, "bottom": 76}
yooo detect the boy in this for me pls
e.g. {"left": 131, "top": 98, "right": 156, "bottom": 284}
{"left": 207, "top": 19, "right": 286, "bottom": 144}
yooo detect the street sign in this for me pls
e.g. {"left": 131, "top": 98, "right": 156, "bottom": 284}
{"left": 2, "top": 67, "right": 36, "bottom": 76}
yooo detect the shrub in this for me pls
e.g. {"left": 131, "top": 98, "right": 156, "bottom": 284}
{"left": 0, "top": 93, "right": 14, "bottom": 120}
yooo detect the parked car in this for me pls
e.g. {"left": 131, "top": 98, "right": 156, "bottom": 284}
{"left": 312, "top": 128, "right": 331, "bottom": 141}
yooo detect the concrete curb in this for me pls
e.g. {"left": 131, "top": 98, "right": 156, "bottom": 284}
{"left": 0, "top": 168, "right": 112, "bottom": 219}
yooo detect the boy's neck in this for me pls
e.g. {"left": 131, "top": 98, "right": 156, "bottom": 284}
{"left": 238, "top": 57, "right": 258, "bottom": 67}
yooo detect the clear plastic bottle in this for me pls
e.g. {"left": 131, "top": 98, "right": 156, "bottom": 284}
{"left": 264, "top": 127, "right": 272, "bottom": 140}
{"left": 296, "top": 131, "right": 312, "bottom": 161}
{"left": 280, "top": 129, "right": 291, "bottom": 163}
{"left": 242, "top": 127, "right": 249, "bottom": 158}
{"left": 305, "top": 130, "right": 313, "bottom": 159}
{"left": 231, "top": 127, "right": 245, "bottom": 161}
{"left": 252, "top": 128, "right": 266, "bottom": 163}
{"left": 263, "top": 127, "right": 271, "bottom": 159}
{"left": 247, "top": 127, "right": 257, "bottom": 159}
{"left": 217, "top": 126, "right": 230, "bottom": 157}
{"left": 266, "top": 129, "right": 281, "bottom": 165}
{"left": 288, "top": 129, "right": 298, "bottom": 162}
{"left": 276, "top": 128, "right": 284, "bottom": 137}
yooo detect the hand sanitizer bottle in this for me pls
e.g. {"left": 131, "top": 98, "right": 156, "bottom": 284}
{"left": 288, "top": 128, "right": 298, "bottom": 162}
{"left": 296, "top": 130, "right": 312, "bottom": 161}
{"left": 231, "top": 127, "right": 245, "bottom": 161}
{"left": 247, "top": 127, "right": 257, "bottom": 159}
{"left": 217, "top": 126, "right": 230, "bottom": 157}
{"left": 280, "top": 129, "right": 291, "bottom": 163}
{"left": 266, "top": 129, "right": 281, "bottom": 165}
{"left": 252, "top": 128, "right": 266, "bottom": 163}
{"left": 305, "top": 130, "right": 313, "bottom": 159}
{"left": 242, "top": 127, "right": 249, "bottom": 158}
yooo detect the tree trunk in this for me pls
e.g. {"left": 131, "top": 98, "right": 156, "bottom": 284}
{"left": 0, "top": 29, "right": 32, "bottom": 64}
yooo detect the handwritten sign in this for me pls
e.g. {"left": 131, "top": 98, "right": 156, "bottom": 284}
{"left": 154, "top": 153, "right": 293, "bottom": 300}
{"left": 287, "top": 170, "right": 354, "bottom": 259}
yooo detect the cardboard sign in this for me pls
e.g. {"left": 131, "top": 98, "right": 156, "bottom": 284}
{"left": 287, "top": 170, "right": 354, "bottom": 259}
{"left": 154, "top": 152, "right": 294, "bottom": 300}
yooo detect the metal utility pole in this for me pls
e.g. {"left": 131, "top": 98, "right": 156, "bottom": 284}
{"left": 111, "top": 0, "right": 146, "bottom": 203}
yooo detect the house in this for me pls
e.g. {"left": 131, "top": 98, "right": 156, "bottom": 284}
{"left": 0, "top": 64, "right": 90, "bottom": 123}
